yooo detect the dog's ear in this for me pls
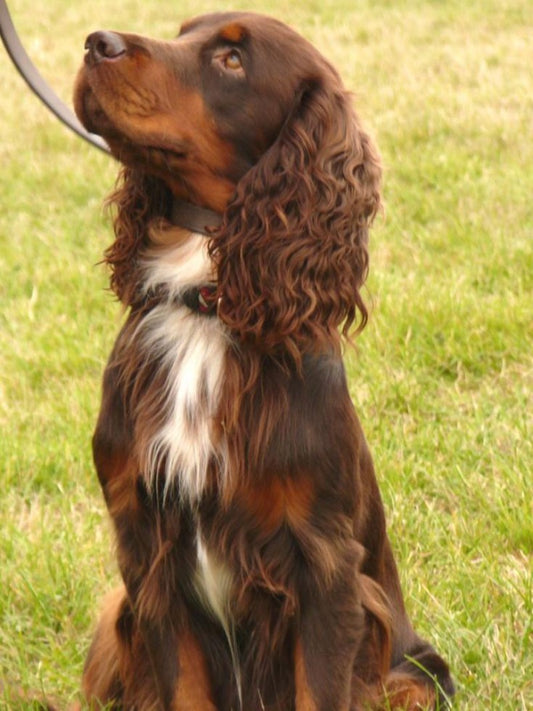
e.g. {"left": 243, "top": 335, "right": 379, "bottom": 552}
{"left": 105, "top": 168, "right": 170, "bottom": 304}
{"left": 210, "top": 76, "right": 381, "bottom": 362}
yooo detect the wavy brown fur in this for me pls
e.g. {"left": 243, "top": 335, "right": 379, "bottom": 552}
{"left": 105, "top": 169, "right": 171, "bottom": 304}
{"left": 210, "top": 77, "right": 381, "bottom": 363}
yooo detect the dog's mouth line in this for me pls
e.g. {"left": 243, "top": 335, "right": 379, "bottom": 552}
{"left": 80, "top": 90, "right": 188, "bottom": 160}
{"left": 113, "top": 137, "right": 189, "bottom": 162}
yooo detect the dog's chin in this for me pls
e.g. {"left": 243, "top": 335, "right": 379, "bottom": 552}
{"left": 74, "top": 83, "right": 187, "bottom": 172}
{"left": 74, "top": 75, "right": 116, "bottom": 139}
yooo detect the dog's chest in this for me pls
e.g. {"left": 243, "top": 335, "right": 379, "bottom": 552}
{"left": 136, "top": 302, "right": 228, "bottom": 500}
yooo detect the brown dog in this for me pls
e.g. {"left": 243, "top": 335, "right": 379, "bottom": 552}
{"left": 74, "top": 12, "right": 454, "bottom": 710}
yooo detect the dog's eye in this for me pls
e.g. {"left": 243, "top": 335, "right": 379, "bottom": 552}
{"left": 223, "top": 49, "right": 242, "bottom": 71}
{"left": 212, "top": 46, "right": 245, "bottom": 77}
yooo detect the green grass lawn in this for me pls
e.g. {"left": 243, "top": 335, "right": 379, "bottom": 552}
{"left": 0, "top": 0, "right": 531, "bottom": 708}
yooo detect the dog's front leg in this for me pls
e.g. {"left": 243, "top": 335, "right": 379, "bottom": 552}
{"left": 294, "top": 565, "right": 364, "bottom": 711}
{"left": 138, "top": 618, "right": 217, "bottom": 711}
{"left": 137, "top": 616, "right": 179, "bottom": 711}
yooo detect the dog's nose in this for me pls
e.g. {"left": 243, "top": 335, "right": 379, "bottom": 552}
{"left": 85, "top": 31, "right": 127, "bottom": 63}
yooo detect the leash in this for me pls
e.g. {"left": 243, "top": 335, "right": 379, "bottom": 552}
{"left": 0, "top": 0, "right": 111, "bottom": 154}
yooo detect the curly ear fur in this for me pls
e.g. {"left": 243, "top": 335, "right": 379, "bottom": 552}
{"left": 105, "top": 168, "right": 171, "bottom": 304}
{"left": 210, "top": 76, "right": 382, "bottom": 361}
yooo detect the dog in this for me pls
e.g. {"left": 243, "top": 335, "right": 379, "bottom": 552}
{"left": 74, "top": 11, "right": 454, "bottom": 710}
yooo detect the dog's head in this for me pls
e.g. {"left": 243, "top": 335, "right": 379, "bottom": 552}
{"left": 74, "top": 12, "right": 338, "bottom": 210}
{"left": 75, "top": 12, "right": 381, "bottom": 354}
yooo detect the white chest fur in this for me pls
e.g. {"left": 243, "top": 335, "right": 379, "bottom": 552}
{"left": 194, "top": 534, "right": 241, "bottom": 698}
{"left": 194, "top": 535, "right": 234, "bottom": 628}
{"left": 140, "top": 305, "right": 227, "bottom": 499}
{"left": 134, "top": 231, "right": 229, "bottom": 501}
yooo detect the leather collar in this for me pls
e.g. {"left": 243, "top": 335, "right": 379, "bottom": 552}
{"left": 141, "top": 284, "right": 218, "bottom": 317}
{"left": 170, "top": 198, "right": 223, "bottom": 235}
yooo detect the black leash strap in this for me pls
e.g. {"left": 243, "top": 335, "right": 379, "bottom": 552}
{"left": 0, "top": 0, "right": 111, "bottom": 154}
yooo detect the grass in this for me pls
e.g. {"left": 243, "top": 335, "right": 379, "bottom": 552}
{"left": 0, "top": 0, "right": 531, "bottom": 708}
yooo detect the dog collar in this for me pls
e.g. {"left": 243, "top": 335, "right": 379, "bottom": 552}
{"left": 170, "top": 198, "right": 223, "bottom": 236}
{"left": 181, "top": 285, "right": 218, "bottom": 315}
{"left": 140, "top": 284, "right": 218, "bottom": 317}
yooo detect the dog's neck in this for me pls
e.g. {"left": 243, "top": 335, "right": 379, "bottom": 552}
{"left": 170, "top": 197, "right": 223, "bottom": 236}
{"left": 137, "top": 198, "right": 220, "bottom": 316}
